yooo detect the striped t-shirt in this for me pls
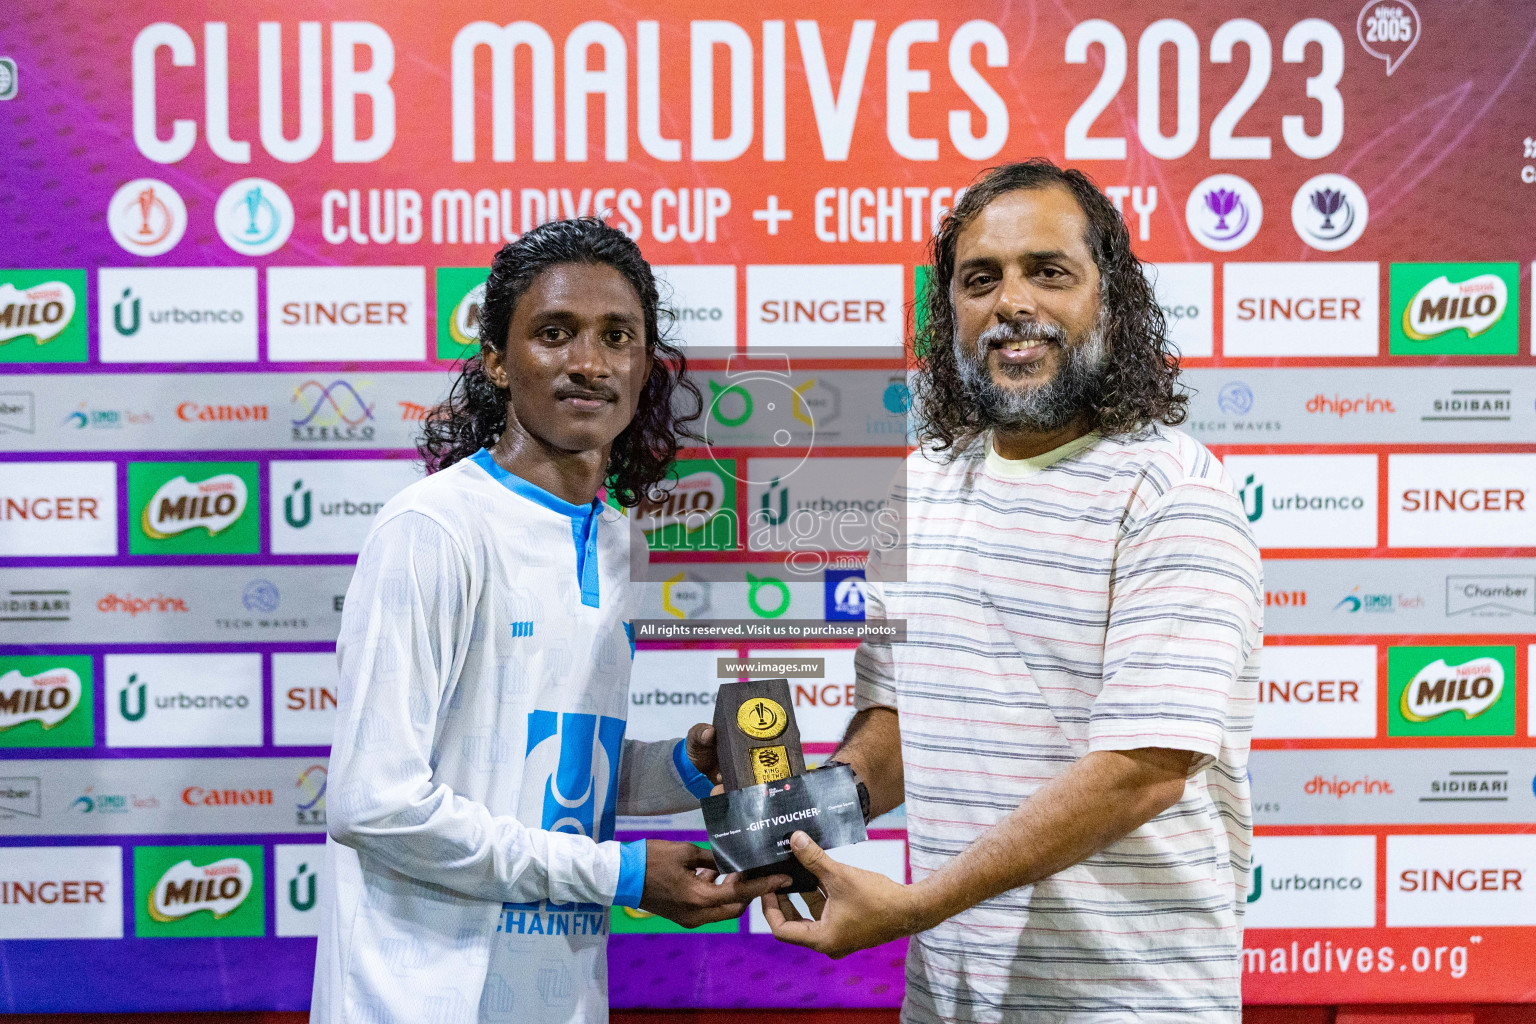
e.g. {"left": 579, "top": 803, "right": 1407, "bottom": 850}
{"left": 855, "top": 425, "right": 1261, "bottom": 1023}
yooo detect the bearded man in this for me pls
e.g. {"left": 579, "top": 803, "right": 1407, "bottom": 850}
{"left": 764, "top": 159, "right": 1263, "bottom": 1024}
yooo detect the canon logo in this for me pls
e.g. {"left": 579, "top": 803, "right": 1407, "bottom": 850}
{"left": 1264, "top": 590, "right": 1307, "bottom": 607}
{"left": 1399, "top": 868, "right": 1522, "bottom": 892}
{"left": 176, "top": 402, "right": 268, "bottom": 422}
{"left": 182, "top": 787, "right": 273, "bottom": 806}
{"left": 1401, "top": 488, "right": 1525, "bottom": 512}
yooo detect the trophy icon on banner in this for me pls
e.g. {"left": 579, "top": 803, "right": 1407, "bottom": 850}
{"left": 702, "top": 679, "right": 867, "bottom": 892}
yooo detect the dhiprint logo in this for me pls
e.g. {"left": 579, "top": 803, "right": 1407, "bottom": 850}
{"left": 214, "top": 178, "right": 294, "bottom": 257}
{"left": 133, "top": 845, "right": 265, "bottom": 937}
{"left": 290, "top": 380, "right": 376, "bottom": 443}
{"left": 523, "top": 712, "right": 625, "bottom": 842}
{"left": 107, "top": 178, "right": 186, "bottom": 257}
{"left": 1185, "top": 174, "right": 1262, "bottom": 252}
{"left": 1291, "top": 174, "right": 1369, "bottom": 251}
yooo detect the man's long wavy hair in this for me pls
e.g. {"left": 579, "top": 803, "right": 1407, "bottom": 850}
{"left": 417, "top": 218, "right": 702, "bottom": 507}
{"left": 913, "top": 159, "right": 1187, "bottom": 455}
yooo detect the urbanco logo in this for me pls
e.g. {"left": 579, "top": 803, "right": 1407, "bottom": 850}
{"left": 105, "top": 653, "right": 262, "bottom": 748}
{"left": 98, "top": 267, "right": 258, "bottom": 363}
{"left": 1245, "top": 835, "right": 1376, "bottom": 928}
{"left": 270, "top": 459, "right": 422, "bottom": 555}
{"left": 1224, "top": 454, "right": 1377, "bottom": 548}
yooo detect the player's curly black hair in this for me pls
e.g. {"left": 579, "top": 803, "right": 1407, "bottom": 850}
{"left": 417, "top": 218, "right": 702, "bottom": 506}
{"left": 913, "top": 158, "right": 1188, "bottom": 454}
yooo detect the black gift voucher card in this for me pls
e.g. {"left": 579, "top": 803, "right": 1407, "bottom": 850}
{"left": 702, "top": 764, "right": 868, "bottom": 891}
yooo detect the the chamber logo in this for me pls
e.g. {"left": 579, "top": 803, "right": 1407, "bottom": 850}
{"left": 147, "top": 856, "right": 253, "bottom": 922}
{"left": 141, "top": 473, "right": 248, "bottom": 538}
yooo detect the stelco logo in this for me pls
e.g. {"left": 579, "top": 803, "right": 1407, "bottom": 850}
{"left": 141, "top": 473, "right": 248, "bottom": 538}
{"left": 1403, "top": 273, "right": 1508, "bottom": 340}
{"left": 0, "top": 281, "right": 76, "bottom": 347}
{"left": 148, "top": 857, "right": 253, "bottom": 922}
{"left": 0, "top": 666, "right": 82, "bottom": 731}
{"left": 1399, "top": 656, "right": 1504, "bottom": 722}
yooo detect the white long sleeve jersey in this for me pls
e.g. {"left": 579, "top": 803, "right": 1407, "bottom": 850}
{"left": 310, "top": 451, "right": 704, "bottom": 1024}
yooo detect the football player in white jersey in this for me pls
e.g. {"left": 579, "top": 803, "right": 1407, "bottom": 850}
{"left": 311, "top": 218, "right": 788, "bottom": 1024}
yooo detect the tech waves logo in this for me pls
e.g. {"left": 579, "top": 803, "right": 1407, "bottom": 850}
{"left": 147, "top": 856, "right": 253, "bottom": 922}
{"left": 0, "top": 280, "right": 76, "bottom": 347}
{"left": 0, "top": 666, "right": 81, "bottom": 731}
{"left": 1398, "top": 656, "right": 1504, "bottom": 722}
{"left": 141, "top": 473, "right": 248, "bottom": 538}
{"left": 290, "top": 379, "right": 376, "bottom": 443}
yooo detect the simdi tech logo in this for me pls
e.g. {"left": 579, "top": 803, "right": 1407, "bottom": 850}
{"left": 0, "top": 270, "right": 87, "bottom": 363}
{"left": 1387, "top": 645, "right": 1516, "bottom": 737}
{"left": 128, "top": 461, "right": 260, "bottom": 555}
{"left": 1389, "top": 263, "right": 1520, "bottom": 355}
{"left": 133, "top": 845, "right": 264, "bottom": 938}
{"left": 0, "top": 655, "right": 94, "bottom": 748}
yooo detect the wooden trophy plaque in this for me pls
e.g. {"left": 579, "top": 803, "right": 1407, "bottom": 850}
{"left": 713, "top": 679, "right": 807, "bottom": 792}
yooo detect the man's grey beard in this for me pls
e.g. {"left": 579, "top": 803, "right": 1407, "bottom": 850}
{"left": 953, "top": 315, "right": 1109, "bottom": 433}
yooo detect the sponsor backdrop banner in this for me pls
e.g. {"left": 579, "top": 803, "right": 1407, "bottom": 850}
{"left": 1, "top": 0, "right": 1534, "bottom": 1012}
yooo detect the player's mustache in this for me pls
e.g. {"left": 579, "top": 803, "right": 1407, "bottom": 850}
{"left": 555, "top": 383, "right": 620, "bottom": 402}
{"left": 977, "top": 319, "right": 1068, "bottom": 350}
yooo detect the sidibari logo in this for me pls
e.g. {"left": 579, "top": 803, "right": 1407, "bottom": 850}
{"left": 1399, "top": 656, "right": 1504, "bottom": 722}
{"left": 1403, "top": 274, "right": 1508, "bottom": 340}
{"left": 0, "top": 280, "right": 76, "bottom": 347}
{"left": 0, "top": 666, "right": 81, "bottom": 731}
{"left": 147, "top": 857, "right": 253, "bottom": 922}
{"left": 141, "top": 473, "right": 248, "bottom": 538}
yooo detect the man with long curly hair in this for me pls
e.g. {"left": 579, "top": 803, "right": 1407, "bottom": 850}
{"left": 312, "top": 219, "right": 789, "bottom": 1024}
{"left": 763, "top": 160, "right": 1262, "bottom": 1023}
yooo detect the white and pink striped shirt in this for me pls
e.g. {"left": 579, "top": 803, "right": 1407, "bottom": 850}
{"left": 856, "top": 425, "right": 1261, "bottom": 1023}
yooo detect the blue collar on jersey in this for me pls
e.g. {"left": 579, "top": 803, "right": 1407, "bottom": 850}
{"left": 469, "top": 448, "right": 603, "bottom": 608}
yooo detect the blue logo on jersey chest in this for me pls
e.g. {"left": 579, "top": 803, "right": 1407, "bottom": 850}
{"left": 525, "top": 710, "right": 624, "bottom": 842}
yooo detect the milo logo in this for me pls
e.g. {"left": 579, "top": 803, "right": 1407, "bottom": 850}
{"left": 1399, "top": 656, "right": 1504, "bottom": 722}
{"left": 641, "top": 470, "right": 725, "bottom": 532}
{"left": 449, "top": 281, "right": 486, "bottom": 348}
{"left": 148, "top": 856, "right": 254, "bottom": 922}
{"left": 0, "top": 666, "right": 82, "bottom": 731}
{"left": 0, "top": 280, "right": 77, "bottom": 346}
{"left": 142, "top": 473, "right": 248, "bottom": 538}
{"left": 1403, "top": 274, "right": 1507, "bottom": 341}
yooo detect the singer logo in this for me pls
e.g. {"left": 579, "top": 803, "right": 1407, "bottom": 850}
{"left": 1398, "top": 656, "right": 1504, "bottom": 722}
{"left": 1303, "top": 774, "right": 1394, "bottom": 798}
